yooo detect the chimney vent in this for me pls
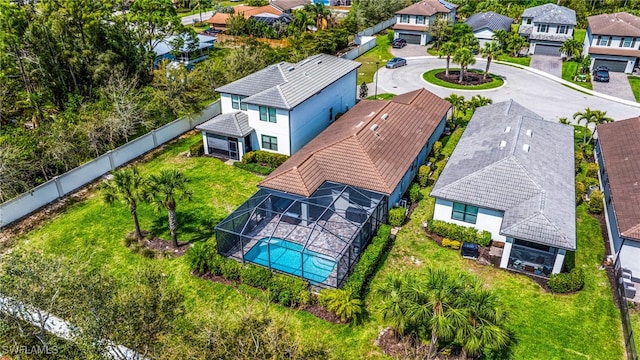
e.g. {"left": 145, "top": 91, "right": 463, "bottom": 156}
{"left": 381, "top": 113, "right": 389, "bottom": 120}
{"left": 371, "top": 124, "right": 379, "bottom": 131}
{"left": 499, "top": 140, "right": 507, "bottom": 149}
{"left": 526, "top": 129, "right": 533, "bottom": 137}
{"left": 504, "top": 126, "right": 511, "bottom": 133}
{"left": 523, "top": 144, "right": 530, "bottom": 152}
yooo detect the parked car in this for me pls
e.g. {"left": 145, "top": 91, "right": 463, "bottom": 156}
{"left": 391, "top": 38, "right": 407, "bottom": 48}
{"left": 593, "top": 66, "right": 610, "bottom": 82}
{"left": 386, "top": 57, "right": 407, "bottom": 69}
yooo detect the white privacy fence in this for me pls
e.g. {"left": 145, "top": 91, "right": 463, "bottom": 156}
{"left": 340, "top": 17, "right": 396, "bottom": 61}
{"left": 0, "top": 101, "right": 221, "bottom": 229}
{"left": 357, "top": 17, "right": 396, "bottom": 37}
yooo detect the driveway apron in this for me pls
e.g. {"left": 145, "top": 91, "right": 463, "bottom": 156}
{"left": 592, "top": 73, "right": 637, "bottom": 102}
{"left": 530, "top": 55, "right": 562, "bottom": 78}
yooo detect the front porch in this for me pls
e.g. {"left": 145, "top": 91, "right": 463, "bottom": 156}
{"left": 500, "top": 238, "right": 566, "bottom": 278}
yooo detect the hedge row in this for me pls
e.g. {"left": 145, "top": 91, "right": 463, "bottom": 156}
{"left": 186, "top": 242, "right": 310, "bottom": 307}
{"left": 344, "top": 224, "right": 393, "bottom": 298}
{"left": 548, "top": 268, "right": 585, "bottom": 293}
{"left": 233, "top": 162, "right": 274, "bottom": 175}
{"left": 242, "top": 150, "right": 289, "bottom": 168}
{"left": 441, "top": 238, "right": 461, "bottom": 249}
{"left": 427, "top": 219, "right": 492, "bottom": 247}
{"left": 388, "top": 207, "right": 406, "bottom": 227}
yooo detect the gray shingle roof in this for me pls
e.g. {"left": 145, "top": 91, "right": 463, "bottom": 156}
{"left": 215, "top": 54, "right": 361, "bottom": 110}
{"left": 521, "top": 3, "right": 576, "bottom": 25}
{"left": 465, "top": 11, "right": 513, "bottom": 33}
{"left": 431, "top": 100, "right": 576, "bottom": 250}
{"left": 195, "top": 111, "right": 253, "bottom": 137}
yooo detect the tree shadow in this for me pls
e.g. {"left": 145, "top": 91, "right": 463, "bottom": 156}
{"left": 148, "top": 207, "right": 224, "bottom": 246}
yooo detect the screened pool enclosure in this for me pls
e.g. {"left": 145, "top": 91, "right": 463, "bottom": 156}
{"left": 215, "top": 182, "right": 387, "bottom": 288}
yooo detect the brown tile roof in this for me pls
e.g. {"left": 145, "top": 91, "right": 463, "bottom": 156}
{"left": 597, "top": 117, "right": 640, "bottom": 241}
{"left": 396, "top": 0, "right": 455, "bottom": 16}
{"left": 588, "top": 12, "right": 640, "bottom": 37}
{"left": 393, "top": 23, "right": 428, "bottom": 32}
{"left": 208, "top": 5, "right": 282, "bottom": 25}
{"left": 259, "top": 89, "right": 451, "bottom": 196}
{"left": 588, "top": 46, "right": 640, "bottom": 57}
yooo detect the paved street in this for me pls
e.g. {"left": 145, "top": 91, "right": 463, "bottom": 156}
{"left": 375, "top": 57, "right": 640, "bottom": 123}
{"left": 181, "top": 11, "right": 215, "bottom": 26}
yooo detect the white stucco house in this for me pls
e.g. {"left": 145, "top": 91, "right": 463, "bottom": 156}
{"left": 392, "top": 0, "right": 457, "bottom": 46}
{"left": 518, "top": 3, "right": 576, "bottom": 56}
{"left": 431, "top": 100, "right": 576, "bottom": 277}
{"left": 195, "top": 54, "right": 360, "bottom": 159}
{"left": 596, "top": 117, "right": 640, "bottom": 282}
{"left": 584, "top": 12, "right": 640, "bottom": 73}
{"left": 464, "top": 11, "right": 513, "bottom": 48}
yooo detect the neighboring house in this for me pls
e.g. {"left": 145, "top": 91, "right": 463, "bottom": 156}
{"left": 584, "top": 12, "right": 640, "bottom": 73}
{"left": 596, "top": 117, "right": 640, "bottom": 281}
{"left": 215, "top": 88, "right": 451, "bottom": 287}
{"left": 207, "top": 5, "right": 291, "bottom": 32}
{"left": 270, "top": 0, "right": 311, "bottom": 13}
{"left": 196, "top": 54, "right": 360, "bottom": 159}
{"left": 152, "top": 33, "right": 215, "bottom": 68}
{"left": 431, "top": 100, "right": 576, "bottom": 277}
{"left": 465, "top": 11, "right": 513, "bottom": 47}
{"left": 518, "top": 3, "right": 576, "bottom": 56}
{"left": 313, "top": 0, "right": 351, "bottom": 6}
{"left": 393, "top": 0, "right": 457, "bottom": 45}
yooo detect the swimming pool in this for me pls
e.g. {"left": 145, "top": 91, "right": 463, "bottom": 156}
{"left": 244, "top": 237, "right": 336, "bottom": 284}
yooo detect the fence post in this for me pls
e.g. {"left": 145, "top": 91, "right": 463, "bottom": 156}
{"left": 151, "top": 129, "right": 158, "bottom": 147}
{"left": 53, "top": 177, "right": 64, "bottom": 198}
{"left": 107, "top": 150, "right": 115, "bottom": 170}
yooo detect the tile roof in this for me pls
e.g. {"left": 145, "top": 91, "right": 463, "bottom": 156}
{"left": 216, "top": 54, "right": 360, "bottom": 110}
{"left": 259, "top": 88, "right": 451, "bottom": 196}
{"left": 195, "top": 111, "right": 253, "bottom": 137}
{"left": 270, "top": 0, "right": 310, "bottom": 11}
{"left": 465, "top": 11, "right": 514, "bottom": 33}
{"left": 396, "top": 0, "right": 457, "bottom": 16}
{"left": 521, "top": 3, "right": 576, "bottom": 25}
{"left": 597, "top": 118, "right": 640, "bottom": 241}
{"left": 588, "top": 46, "right": 640, "bottom": 57}
{"left": 431, "top": 100, "right": 576, "bottom": 250}
{"left": 208, "top": 5, "right": 282, "bottom": 25}
{"left": 393, "top": 23, "right": 428, "bottom": 32}
{"left": 588, "top": 12, "right": 640, "bottom": 37}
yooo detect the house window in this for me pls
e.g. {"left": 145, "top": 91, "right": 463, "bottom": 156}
{"left": 231, "top": 95, "right": 247, "bottom": 110}
{"left": 526, "top": 18, "right": 532, "bottom": 25}
{"left": 329, "top": 107, "right": 333, "bottom": 122}
{"left": 621, "top": 37, "right": 634, "bottom": 47}
{"left": 556, "top": 25, "right": 567, "bottom": 34}
{"left": 417, "top": 15, "right": 425, "bottom": 25}
{"left": 598, "top": 36, "right": 611, "bottom": 46}
{"left": 259, "top": 106, "right": 277, "bottom": 122}
{"left": 451, "top": 202, "right": 478, "bottom": 224}
{"left": 401, "top": 14, "right": 408, "bottom": 23}
{"left": 536, "top": 24, "right": 549, "bottom": 33}
{"left": 261, "top": 135, "right": 278, "bottom": 151}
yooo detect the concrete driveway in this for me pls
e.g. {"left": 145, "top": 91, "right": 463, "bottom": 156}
{"left": 529, "top": 55, "right": 562, "bottom": 78}
{"left": 592, "top": 72, "right": 636, "bottom": 102}
{"left": 391, "top": 44, "right": 429, "bottom": 58}
{"left": 375, "top": 57, "right": 640, "bottom": 123}
{"left": 181, "top": 11, "right": 215, "bottom": 25}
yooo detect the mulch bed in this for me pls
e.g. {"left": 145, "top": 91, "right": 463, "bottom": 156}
{"left": 376, "top": 327, "right": 465, "bottom": 359}
{"left": 435, "top": 71, "right": 493, "bottom": 86}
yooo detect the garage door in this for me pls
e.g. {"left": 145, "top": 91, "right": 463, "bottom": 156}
{"left": 534, "top": 44, "right": 561, "bottom": 56}
{"left": 398, "top": 33, "right": 421, "bottom": 45}
{"left": 593, "top": 59, "right": 628, "bottom": 73}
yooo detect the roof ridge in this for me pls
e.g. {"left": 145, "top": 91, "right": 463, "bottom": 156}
{"left": 622, "top": 223, "right": 640, "bottom": 239}
{"left": 502, "top": 211, "right": 570, "bottom": 247}
{"left": 275, "top": 85, "right": 290, "bottom": 109}
{"left": 509, "top": 156, "right": 545, "bottom": 193}
{"left": 352, "top": 135, "right": 392, "bottom": 193}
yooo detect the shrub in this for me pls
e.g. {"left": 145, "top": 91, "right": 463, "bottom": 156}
{"left": 478, "top": 231, "right": 492, "bottom": 247}
{"left": 242, "top": 151, "right": 257, "bottom": 164}
{"left": 189, "top": 141, "right": 204, "bottom": 157}
{"left": 318, "top": 288, "right": 363, "bottom": 323}
{"left": 241, "top": 264, "right": 272, "bottom": 289}
{"left": 427, "top": 219, "right": 491, "bottom": 247}
{"left": 417, "top": 165, "right": 431, "bottom": 187}
{"left": 548, "top": 268, "right": 585, "bottom": 293}
{"left": 441, "top": 238, "right": 461, "bottom": 249}
{"left": 233, "top": 162, "right": 274, "bottom": 175}
{"left": 220, "top": 258, "right": 242, "bottom": 281}
{"left": 575, "top": 181, "right": 586, "bottom": 204}
{"left": 208, "top": 254, "right": 225, "bottom": 276}
{"left": 268, "top": 274, "right": 309, "bottom": 307}
{"left": 585, "top": 163, "right": 599, "bottom": 179}
{"left": 241, "top": 150, "right": 289, "bottom": 168}
{"left": 344, "top": 224, "right": 393, "bottom": 298}
{"left": 584, "top": 177, "right": 599, "bottom": 187}
{"left": 588, "top": 190, "right": 604, "bottom": 214}
{"left": 575, "top": 152, "right": 583, "bottom": 174}
{"left": 186, "top": 242, "right": 215, "bottom": 273}
{"left": 432, "top": 141, "right": 443, "bottom": 160}
{"left": 388, "top": 207, "right": 406, "bottom": 227}
{"left": 408, "top": 183, "right": 422, "bottom": 203}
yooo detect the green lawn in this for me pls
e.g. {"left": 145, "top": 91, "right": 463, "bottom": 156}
{"left": 366, "top": 93, "right": 396, "bottom": 100}
{"left": 562, "top": 60, "right": 593, "bottom": 90}
{"left": 574, "top": 29, "right": 586, "bottom": 44}
{"left": 422, "top": 68, "right": 504, "bottom": 90}
{"left": 496, "top": 54, "right": 531, "bottom": 67}
{"left": 628, "top": 76, "right": 640, "bottom": 102}
{"left": 354, "top": 31, "right": 395, "bottom": 84}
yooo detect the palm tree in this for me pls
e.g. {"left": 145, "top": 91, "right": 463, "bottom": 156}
{"left": 469, "top": 95, "right": 493, "bottom": 111}
{"left": 319, "top": 288, "right": 363, "bottom": 323}
{"left": 573, "top": 107, "right": 597, "bottom": 146}
{"left": 430, "top": 17, "right": 452, "bottom": 50}
{"left": 376, "top": 274, "right": 412, "bottom": 336}
{"left": 453, "top": 47, "right": 476, "bottom": 83}
{"left": 145, "top": 169, "right": 192, "bottom": 248}
{"left": 440, "top": 41, "right": 457, "bottom": 77}
{"left": 491, "top": 29, "right": 509, "bottom": 50}
{"left": 444, "top": 94, "right": 465, "bottom": 120}
{"left": 506, "top": 34, "right": 527, "bottom": 57}
{"left": 560, "top": 38, "right": 583, "bottom": 60}
{"left": 480, "top": 41, "right": 502, "bottom": 80}
{"left": 102, "top": 167, "right": 148, "bottom": 242}
{"left": 586, "top": 109, "right": 613, "bottom": 145}
{"left": 459, "top": 33, "right": 480, "bottom": 54}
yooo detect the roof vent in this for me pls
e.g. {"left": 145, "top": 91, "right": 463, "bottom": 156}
{"left": 499, "top": 140, "right": 507, "bottom": 149}
{"left": 367, "top": 111, "right": 376, "bottom": 117}
{"left": 287, "top": 66, "right": 295, "bottom": 71}
{"left": 371, "top": 124, "right": 379, "bottom": 131}
{"left": 316, "top": 60, "right": 322, "bottom": 64}
{"left": 381, "top": 113, "right": 389, "bottom": 120}
{"left": 504, "top": 126, "right": 511, "bottom": 133}
{"left": 523, "top": 144, "right": 530, "bottom": 152}
{"left": 355, "top": 121, "right": 364, "bottom": 128}
{"left": 526, "top": 129, "right": 533, "bottom": 137}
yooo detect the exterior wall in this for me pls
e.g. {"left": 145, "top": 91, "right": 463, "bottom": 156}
{"left": 552, "top": 249, "right": 566, "bottom": 274}
{"left": 589, "top": 54, "right": 636, "bottom": 73}
{"left": 394, "top": 30, "right": 429, "bottom": 45}
{"left": 246, "top": 104, "right": 291, "bottom": 155}
{"left": 388, "top": 115, "right": 446, "bottom": 209}
{"left": 530, "top": 23, "right": 574, "bottom": 38}
{"left": 499, "top": 238, "right": 565, "bottom": 274}
{"left": 586, "top": 28, "right": 640, "bottom": 73}
{"left": 474, "top": 28, "right": 496, "bottom": 47}
{"left": 289, "top": 70, "right": 357, "bottom": 154}
{"left": 433, "top": 198, "right": 506, "bottom": 242}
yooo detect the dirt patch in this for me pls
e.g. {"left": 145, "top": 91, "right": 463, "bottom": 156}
{"left": 301, "top": 303, "right": 345, "bottom": 324}
{"left": 435, "top": 71, "right": 493, "bottom": 86}
{"left": 143, "top": 237, "right": 190, "bottom": 257}
{"left": 376, "top": 327, "right": 466, "bottom": 359}
{"left": 197, "top": 271, "right": 238, "bottom": 287}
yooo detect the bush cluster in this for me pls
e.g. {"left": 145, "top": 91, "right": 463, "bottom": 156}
{"left": 268, "top": 274, "right": 310, "bottom": 307}
{"left": 576, "top": 181, "right": 586, "bottom": 205}
{"left": 574, "top": 152, "right": 583, "bottom": 174}
{"left": 588, "top": 190, "right": 604, "bottom": 214}
{"left": 388, "top": 207, "right": 406, "bottom": 227}
{"left": 241, "top": 264, "right": 273, "bottom": 289}
{"left": 242, "top": 150, "right": 289, "bottom": 168}
{"left": 441, "top": 238, "right": 461, "bottom": 249}
{"left": 233, "top": 162, "right": 274, "bottom": 175}
{"left": 408, "top": 183, "right": 422, "bottom": 203}
{"left": 427, "top": 219, "right": 492, "bottom": 247}
{"left": 585, "top": 163, "right": 599, "bottom": 179}
{"left": 344, "top": 224, "right": 393, "bottom": 298}
{"left": 189, "top": 141, "right": 204, "bottom": 157}
{"left": 548, "top": 268, "right": 585, "bottom": 293}
{"left": 417, "top": 165, "right": 430, "bottom": 187}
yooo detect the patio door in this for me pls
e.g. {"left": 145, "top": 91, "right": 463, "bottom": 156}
{"left": 228, "top": 140, "right": 238, "bottom": 160}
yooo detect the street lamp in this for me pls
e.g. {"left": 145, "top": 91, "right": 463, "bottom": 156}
{"left": 375, "top": 61, "right": 380, "bottom": 99}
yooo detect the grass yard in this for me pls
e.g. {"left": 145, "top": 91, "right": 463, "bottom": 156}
{"left": 496, "top": 54, "right": 531, "bottom": 67}
{"left": 354, "top": 31, "right": 395, "bottom": 84}
{"left": 628, "top": 76, "right": 640, "bottom": 102}
{"left": 422, "top": 68, "right": 504, "bottom": 90}
{"left": 366, "top": 93, "right": 396, "bottom": 100}
{"left": 562, "top": 60, "right": 593, "bottom": 90}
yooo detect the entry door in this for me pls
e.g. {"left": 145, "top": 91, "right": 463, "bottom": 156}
{"left": 228, "top": 140, "right": 238, "bottom": 160}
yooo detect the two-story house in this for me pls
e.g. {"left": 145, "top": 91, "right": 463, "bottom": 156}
{"left": 393, "top": 0, "right": 457, "bottom": 46}
{"left": 518, "top": 3, "right": 576, "bottom": 56}
{"left": 196, "top": 54, "right": 360, "bottom": 159}
{"left": 584, "top": 12, "right": 640, "bottom": 73}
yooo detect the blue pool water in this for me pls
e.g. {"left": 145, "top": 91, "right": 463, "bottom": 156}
{"left": 245, "top": 238, "right": 336, "bottom": 284}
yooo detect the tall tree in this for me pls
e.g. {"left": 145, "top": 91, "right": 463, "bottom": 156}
{"left": 480, "top": 41, "right": 501, "bottom": 80}
{"left": 145, "top": 169, "right": 192, "bottom": 248}
{"left": 440, "top": 41, "right": 457, "bottom": 77}
{"left": 491, "top": 29, "right": 509, "bottom": 51}
{"left": 560, "top": 38, "right": 583, "bottom": 60}
{"left": 453, "top": 47, "right": 476, "bottom": 83}
{"left": 102, "top": 167, "right": 148, "bottom": 242}
{"left": 430, "top": 17, "right": 452, "bottom": 50}
{"left": 444, "top": 94, "right": 465, "bottom": 120}
{"left": 506, "top": 33, "right": 527, "bottom": 57}
{"left": 573, "top": 107, "right": 597, "bottom": 145}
